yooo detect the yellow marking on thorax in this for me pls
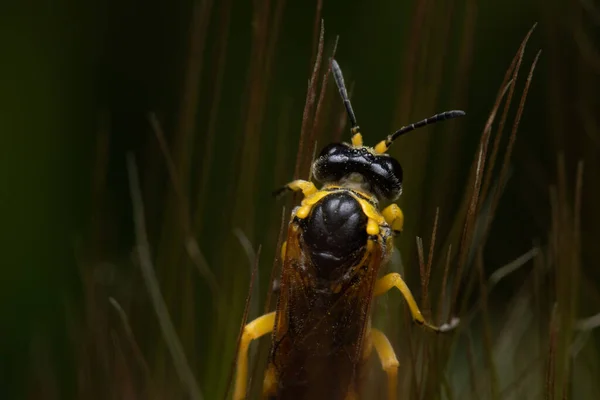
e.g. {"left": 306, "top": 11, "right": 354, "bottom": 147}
{"left": 294, "top": 186, "right": 386, "bottom": 238}
{"left": 295, "top": 190, "right": 330, "bottom": 219}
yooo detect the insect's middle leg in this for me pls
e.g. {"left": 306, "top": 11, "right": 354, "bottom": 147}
{"left": 234, "top": 312, "right": 276, "bottom": 400}
{"left": 374, "top": 273, "right": 459, "bottom": 332}
{"left": 273, "top": 180, "right": 318, "bottom": 198}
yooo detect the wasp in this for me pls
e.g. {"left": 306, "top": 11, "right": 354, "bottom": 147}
{"left": 234, "top": 59, "right": 463, "bottom": 400}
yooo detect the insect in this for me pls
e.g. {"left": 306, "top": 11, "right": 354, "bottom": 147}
{"left": 234, "top": 59, "right": 463, "bottom": 400}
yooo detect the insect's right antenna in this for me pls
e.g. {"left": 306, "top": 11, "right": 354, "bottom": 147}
{"left": 331, "top": 59, "right": 362, "bottom": 147}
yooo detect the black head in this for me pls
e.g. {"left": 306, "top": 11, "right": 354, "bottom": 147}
{"left": 322, "top": 59, "right": 465, "bottom": 201}
{"left": 312, "top": 143, "right": 403, "bottom": 201}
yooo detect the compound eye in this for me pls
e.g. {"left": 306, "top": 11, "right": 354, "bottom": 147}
{"left": 376, "top": 155, "right": 403, "bottom": 200}
{"left": 383, "top": 156, "right": 403, "bottom": 182}
{"left": 312, "top": 143, "right": 350, "bottom": 183}
{"left": 317, "top": 143, "right": 346, "bottom": 158}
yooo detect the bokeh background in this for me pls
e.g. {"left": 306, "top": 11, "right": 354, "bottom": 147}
{"left": 1, "top": 0, "right": 599, "bottom": 399}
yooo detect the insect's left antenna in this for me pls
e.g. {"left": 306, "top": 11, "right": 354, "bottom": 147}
{"left": 331, "top": 59, "right": 363, "bottom": 146}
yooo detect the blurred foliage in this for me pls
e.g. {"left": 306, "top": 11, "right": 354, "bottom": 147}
{"left": 1, "top": 0, "right": 599, "bottom": 399}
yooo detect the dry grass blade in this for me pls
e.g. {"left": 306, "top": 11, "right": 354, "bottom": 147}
{"left": 483, "top": 50, "right": 542, "bottom": 242}
{"left": 233, "top": 228, "right": 260, "bottom": 320}
{"left": 195, "top": 0, "right": 233, "bottom": 223}
{"left": 546, "top": 304, "right": 559, "bottom": 400}
{"left": 437, "top": 244, "right": 452, "bottom": 325}
{"left": 575, "top": 312, "right": 600, "bottom": 331}
{"left": 424, "top": 207, "right": 439, "bottom": 318}
{"left": 263, "top": 0, "right": 287, "bottom": 95}
{"left": 148, "top": 113, "right": 220, "bottom": 307}
{"left": 126, "top": 154, "right": 203, "bottom": 400}
{"left": 417, "top": 236, "right": 426, "bottom": 308}
{"left": 108, "top": 297, "right": 153, "bottom": 390}
{"left": 233, "top": 228, "right": 257, "bottom": 271}
{"left": 466, "top": 332, "right": 480, "bottom": 399}
{"left": 450, "top": 27, "right": 539, "bottom": 316}
{"left": 452, "top": 144, "right": 484, "bottom": 315}
{"left": 458, "top": 246, "right": 540, "bottom": 334}
{"left": 309, "top": 35, "right": 339, "bottom": 151}
{"left": 479, "top": 22, "right": 537, "bottom": 208}
{"left": 310, "top": 0, "right": 324, "bottom": 73}
{"left": 264, "top": 206, "right": 287, "bottom": 315}
{"left": 176, "top": 0, "right": 214, "bottom": 150}
{"left": 573, "top": 161, "right": 584, "bottom": 242}
{"left": 445, "top": 77, "right": 514, "bottom": 313}
{"left": 149, "top": 113, "right": 187, "bottom": 211}
{"left": 294, "top": 19, "right": 325, "bottom": 181}
{"left": 223, "top": 245, "right": 262, "bottom": 400}
{"left": 404, "top": 306, "right": 421, "bottom": 399}
{"left": 488, "top": 247, "right": 540, "bottom": 289}
{"left": 475, "top": 248, "right": 498, "bottom": 399}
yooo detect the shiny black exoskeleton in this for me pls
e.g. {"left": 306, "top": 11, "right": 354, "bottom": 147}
{"left": 312, "top": 143, "right": 403, "bottom": 201}
{"left": 300, "top": 191, "right": 368, "bottom": 281}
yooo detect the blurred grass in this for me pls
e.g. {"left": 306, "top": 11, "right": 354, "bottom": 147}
{"left": 1, "top": 0, "right": 600, "bottom": 399}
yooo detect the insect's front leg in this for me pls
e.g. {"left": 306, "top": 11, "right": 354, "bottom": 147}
{"left": 272, "top": 180, "right": 318, "bottom": 198}
{"left": 234, "top": 312, "right": 276, "bottom": 400}
{"left": 381, "top": 203, "right": 404, "bottom": 233}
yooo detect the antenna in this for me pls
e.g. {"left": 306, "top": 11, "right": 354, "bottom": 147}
{"left": 331, "top": 59, "right": 362, "bottom": 146}
{"left": 374, "top": 110, "right": 466, "bottom": 154}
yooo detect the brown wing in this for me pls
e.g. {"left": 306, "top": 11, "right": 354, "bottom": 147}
{"left": 268, "top": 220, "right": 384, "bottom": 400}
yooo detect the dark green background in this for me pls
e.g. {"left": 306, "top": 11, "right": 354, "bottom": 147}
{"left": 1, "top": 0, "right": 598, "bottom": 399}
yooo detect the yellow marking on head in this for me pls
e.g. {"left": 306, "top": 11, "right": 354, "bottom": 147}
{"left": 351, "top": 132, "right": 363, "bottom": 147}
{"left": 374, "top": 140, "right": 388, "bottom": 154}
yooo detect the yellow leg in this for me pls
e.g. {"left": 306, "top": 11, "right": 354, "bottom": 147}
{"left": 273, "top": 179, "right": 318, "bottom": 198}
{"left": 381, "top": 204, "right": 404, "bottom": 232}
{"left": 234, "top": 312, "right": 276, "bottom": 400}
{"left": 374, "top": 273, "right": 459, "bottom": 332}
{"left": 370, "top": 328, "right": 399, "bottom": 400}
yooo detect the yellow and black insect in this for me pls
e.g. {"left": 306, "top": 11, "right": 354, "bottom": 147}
{"left": 234, "top": 59, "right": 463, "bottom": 400}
